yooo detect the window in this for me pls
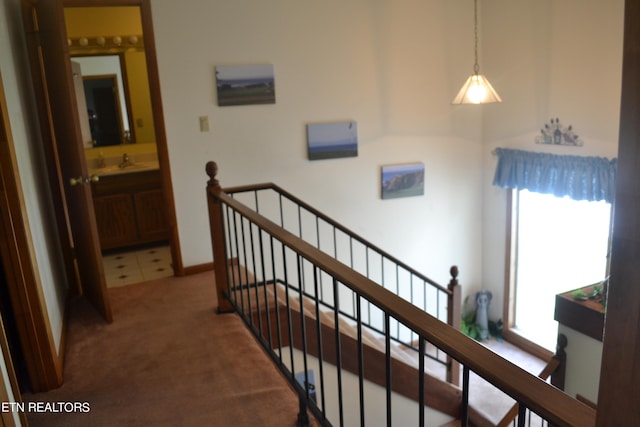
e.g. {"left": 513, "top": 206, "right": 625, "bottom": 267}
{"left": 509, "top": 189, "right": 611, "bottom": 351}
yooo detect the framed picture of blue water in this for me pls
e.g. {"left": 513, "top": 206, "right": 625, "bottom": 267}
{"left": 215, "top": 64, "right": 276, "bottom": 106}
{"left": 381, "top": 163, "right": 425, "bottom": 199}
{"left": 307, "top": 121, "right": 358, "bottom": 160}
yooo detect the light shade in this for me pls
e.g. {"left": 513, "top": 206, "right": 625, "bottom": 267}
{"left": 452, "top": 73, "right": 502, "bottom": 104}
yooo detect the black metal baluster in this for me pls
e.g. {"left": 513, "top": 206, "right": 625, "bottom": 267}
{"left": 279, "top": 193, "right": 284, "bottom": 228}
{"left": 240, "top": 216, "right": 254, "bottom": 327}
{"left": 253, "top": 188, "right": 259, "bottom": 214}
{"left": 219, "top": 205, "right": 232, "bottom": 304}
{"left": 258, "top": 228, "right": 272, "bottom": 348}
{"left": 395, "top": 265, "right": 400, "bottom": 340}
{"left": 517, "top": 403, "right": 526, "bottom": 427}
{"left": 462, "top": 366, "right": 470, "bottom": 427}
{"left": 282, "top": 245, "right": 296, "bottom": 379}
{"left": 419, "top": 337, "right": 425, "bottom": 427}
{"left": 223, "top": 205, "right": 237, "bottom": 306}
{"left": 333, "top": 226, "right": 338, "bottom": 264}
{"left": 269, "top": 236, "right": 283, "bottom": 360}
{"left": 296, "top": 255, "right": 310, "bottom": 403}
{"left": 333, "top": 278, "right": 344, "bottom": 427}
{"left": 385, "top": 313, "right": 392, "bottom": 427}
{"left": 350, "top": 237, "right": 356, "bottom": 317}
{"left": 231, "top": 210, "right": 245, "bottom": 315}
{"left": 298, "top": 204, "right": 303, "bottom": 240}
{"left": 312, "top": 266, "right": 327, "bottom": 422}
{"left": 356, "top": 295, "right": 365, "bottom": 427}
{"left": 248, "top": 222, "right": 263, "bottom": 336}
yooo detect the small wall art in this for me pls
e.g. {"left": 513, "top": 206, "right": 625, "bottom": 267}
{"left": 381, "top": 163, "right": 425, "bottom": 200}
{"left": 535, "top": 118, "right": 583, "bottom": 146}
{"left": 215, "top": 64, "right": 276, "bottom": 106}
{"left": 307, "top": 121, "right": 358, "bottom": 160}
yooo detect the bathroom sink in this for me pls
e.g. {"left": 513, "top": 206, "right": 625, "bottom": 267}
{"left": 91, "top": 161, "right": 159, "bottom": 176}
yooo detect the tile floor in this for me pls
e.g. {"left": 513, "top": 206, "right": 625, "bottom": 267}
{"left": 102, "top": 245, "right": 173, "bottom": 288}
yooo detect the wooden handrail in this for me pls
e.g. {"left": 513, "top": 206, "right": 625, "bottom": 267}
{"left": 207, "top": 162, "right": 595, "bottom": 427}
{"left": 495, "top": 356, "right": 562, "bottom": 427}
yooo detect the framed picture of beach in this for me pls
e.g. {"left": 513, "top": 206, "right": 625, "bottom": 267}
{"left": 381, "top": 163, "right": 425, "bottom": 199}
{"left": 307, "top": 121, "right": 358, "bottom": 160}
{"left": 215, "top": 64, "right": 276, "bottom": 106}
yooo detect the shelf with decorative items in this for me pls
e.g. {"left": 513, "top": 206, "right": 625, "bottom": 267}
{"left": 554, "top": 278, "right": 607, "bottom": 342}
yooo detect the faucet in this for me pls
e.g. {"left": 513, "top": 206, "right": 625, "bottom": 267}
{"left": 119, "top": 153, "right": 131, "bottom": 168}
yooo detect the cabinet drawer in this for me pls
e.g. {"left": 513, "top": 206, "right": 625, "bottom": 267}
{"left": 91, "top": 169, "right": 161, "bottom": 196}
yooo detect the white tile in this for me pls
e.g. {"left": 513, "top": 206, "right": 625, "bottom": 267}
{"left": 105, "top": 270, "right": 145, "bottom": 288}
{"left": 102, "top": 245, "right": 172, "bottom": 288}
{"left": 141, "top": 264, "right": 173, "bottom": 281}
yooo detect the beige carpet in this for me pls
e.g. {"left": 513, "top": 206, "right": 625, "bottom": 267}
{"left": 23, "top": 271, "right": 305, "bottom": 427}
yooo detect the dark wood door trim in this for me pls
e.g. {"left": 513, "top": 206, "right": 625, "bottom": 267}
{"left": 0, "top": 70, "right": 63, "bottom": 392}
{"left": 597, "top": 0, "right": 640, "bottom": 424}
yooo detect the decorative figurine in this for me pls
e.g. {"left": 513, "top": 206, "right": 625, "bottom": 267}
{"left": 474, "top": 290, "right": 492, "bottom": 340}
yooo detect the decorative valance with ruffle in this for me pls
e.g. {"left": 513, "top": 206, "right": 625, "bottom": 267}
{"left": 492, "top": 148, "right": 617, "bottom": 204}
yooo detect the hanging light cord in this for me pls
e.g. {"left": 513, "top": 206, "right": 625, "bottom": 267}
{"left": 473, "top": 0, "right": 480, "bottom": 74}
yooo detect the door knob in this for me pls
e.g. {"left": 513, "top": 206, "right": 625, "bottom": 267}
{"left": 69, "top": 176, "right": 84, "bottom": 186}
{"left": 69, "top": 175, "right": 100, "bottom": 186}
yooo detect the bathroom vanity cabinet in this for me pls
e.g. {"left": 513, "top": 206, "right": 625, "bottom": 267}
{"left": 91, "top": 169, "right": 169, "bottom": 250}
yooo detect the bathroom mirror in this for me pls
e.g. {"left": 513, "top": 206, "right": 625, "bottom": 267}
{"left": 73, "top": 55, "right": 130, "bottom": 146}
{"left": 65, "top": 6, "right": 157, "bottom": 147}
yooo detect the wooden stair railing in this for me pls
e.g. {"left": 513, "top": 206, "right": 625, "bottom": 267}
{"left": 206, "top": 161, "right": 596, "bottom": 427}
{"left": 494, "top": 335, "right": 566, "bottom": 427}
{"left": 209, "top": 162, "right": 462, "bottom": 385}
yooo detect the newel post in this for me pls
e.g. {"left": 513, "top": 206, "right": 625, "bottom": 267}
{"left": 206, "top": 161, "right": 234, "bottom": 313}
{"left": 447, "top": 265, "right": 461, "bottom": 386}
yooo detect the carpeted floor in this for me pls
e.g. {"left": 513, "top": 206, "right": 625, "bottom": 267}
{"left": 23, "top": 271, "right": 305, "bottom": 427}
{"left": 22, "top": 270, "right": 547, "bottom": 426}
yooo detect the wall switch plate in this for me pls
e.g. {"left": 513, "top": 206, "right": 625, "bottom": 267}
{"left": 199, "top": 116, "right": 210, "bottom": 132}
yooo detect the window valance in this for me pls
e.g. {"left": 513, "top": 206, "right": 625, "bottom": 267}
{"left": 492, "top": 148, "right": 617, "bottom": 204}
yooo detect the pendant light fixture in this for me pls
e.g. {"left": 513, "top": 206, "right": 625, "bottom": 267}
{"left": 452, "top": 0, "right": 502, "bottom": 104}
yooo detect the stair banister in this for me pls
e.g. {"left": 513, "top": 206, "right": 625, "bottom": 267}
{"left": 206, "top": 161, "right": 595, "bottom": 427}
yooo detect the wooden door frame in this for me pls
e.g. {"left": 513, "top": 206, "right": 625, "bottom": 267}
{"left": 10, "top": 0, "right": 182, "bottom": 391}
{"left": 0, "top": 69, "right": 63, "bottom": 392}
{"left": 64, "top": 0, "right": 184, "bottom": 275}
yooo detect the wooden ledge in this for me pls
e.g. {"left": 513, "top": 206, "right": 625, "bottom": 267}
{"left": 554, "top": 285, "right": 605, "bottom": 342}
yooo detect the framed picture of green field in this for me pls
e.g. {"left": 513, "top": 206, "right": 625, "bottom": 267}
{"left": 307, "top": 121, "right": 358, "bottom": 160}
{"left": 381, "top": 163, "right": 425, "bottom": 199}
{"left": 215, "top": 64, "right": 276, "bottom": 106}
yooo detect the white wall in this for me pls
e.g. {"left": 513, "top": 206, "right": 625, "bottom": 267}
{"left": 558, "top": 324, "right": 602, "bottom": 403}
{"left": 152, "top": 0, "right": 486, "bottom": 297}
{"left": 0, "top": 0, "right": 68, "bottom": 353}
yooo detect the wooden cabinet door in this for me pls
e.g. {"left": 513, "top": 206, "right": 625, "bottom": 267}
{"left": 93, "top": 194, "right": 137, "bottom": 250}
{"left": 135, "top": 189, "right": 169, "bottom": 242}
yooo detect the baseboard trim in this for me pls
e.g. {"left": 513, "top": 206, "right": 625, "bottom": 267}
{"left": 182, "top": 263, "right": 214, "bottom": 276}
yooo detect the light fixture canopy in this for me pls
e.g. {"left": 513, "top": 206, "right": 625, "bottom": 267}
{"left": 452, "top": 0, "right": 502, "bottom": 105}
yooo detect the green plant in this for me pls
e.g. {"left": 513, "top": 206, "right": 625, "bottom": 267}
{"left": 572, "top": 277, "right": 608, "bottom": 312}
{"left": 461, "top": 307, "right": 482, "bottom": 341}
